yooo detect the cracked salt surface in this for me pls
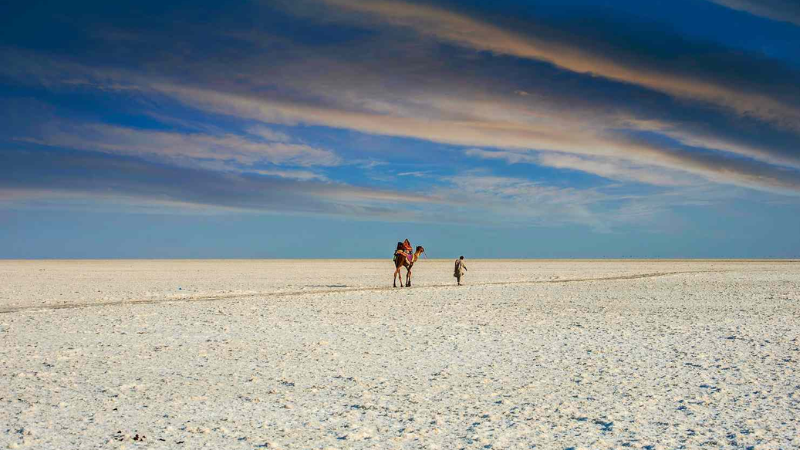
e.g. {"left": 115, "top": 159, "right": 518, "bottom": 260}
{"left": 0, "top": 260, "right": 798, "bottom": 449}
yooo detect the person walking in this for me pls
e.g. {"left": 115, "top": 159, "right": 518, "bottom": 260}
{"left": 454, "top": 256, "right": 467, "bottom": 285}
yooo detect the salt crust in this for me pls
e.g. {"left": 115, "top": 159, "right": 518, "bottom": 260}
{"left": 1, "top": 260, "right": 798, "bottom": 449}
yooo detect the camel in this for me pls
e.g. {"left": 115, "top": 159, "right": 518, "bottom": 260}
{"left": 393, "top": 245, "right": 425, "bottom": 288}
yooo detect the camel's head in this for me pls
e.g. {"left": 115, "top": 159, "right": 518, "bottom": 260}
{"left": 416, "top": 245, "right": 424, "bottom": 254}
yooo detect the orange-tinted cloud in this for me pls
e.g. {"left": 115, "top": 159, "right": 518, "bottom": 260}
{"left": 317, "top": 0, "right": 800, "bottom": 128}
{"left": 707, "top": 0, "right": 800, "bottom": 26}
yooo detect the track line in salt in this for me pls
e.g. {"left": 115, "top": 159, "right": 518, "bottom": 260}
{"left": 0, "top": 269, "right": 738, "bottom": 315}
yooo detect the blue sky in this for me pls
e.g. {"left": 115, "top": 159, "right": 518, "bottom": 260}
{"left": 1, "top": 0, "right": 800, "bottom": 258}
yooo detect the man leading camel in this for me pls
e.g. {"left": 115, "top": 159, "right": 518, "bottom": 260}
{"left": 454, "top": 256, "right": 467, "bottom": 286}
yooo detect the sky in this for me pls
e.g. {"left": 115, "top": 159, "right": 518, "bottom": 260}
{"left": 1, "top": 0, "right": 800, "bottom": 258}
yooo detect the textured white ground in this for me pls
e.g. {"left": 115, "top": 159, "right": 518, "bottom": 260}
{"left": 1, "top": 260, "right": 798, "bottom": 449}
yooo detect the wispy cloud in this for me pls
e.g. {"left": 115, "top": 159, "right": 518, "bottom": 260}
{"left": 706, "top": 0, "right": 800, "bottom": 26}
{"left": 153, "top": 83, "right": 800, "bottom": 195}
{"left": 465, "top": 148, "right": 694, "bottom": 186}
{"left": 246, "top": 125, "right": 293, "bottom": 143}
{"left": 397, "top": 171, "right": 430, "bottom": 177}
{"left": 536, "top": 153, "right": 693, "bottom": 187}
{"left": 0, "top": 150, "right": 442, "bottom": 217}
{"left": 252, "top": 169, "right": 328, "bottom": 181}
{"left": 15, "top": 122, "right": 340, "bottom": 168}
{"left": 5, "top": 44, "right": 800, "bottom": 196}
{"left": 437, "top": 174, "right": 622, "bottom": 231}
{"left": 435, "top": 173, "right": 751, "bottom": 231}
{"left": 2, "top": 0, "right": 800, "bottom": 231}
{"left": 315, "top": 0, "right": 800, "bottom": 128}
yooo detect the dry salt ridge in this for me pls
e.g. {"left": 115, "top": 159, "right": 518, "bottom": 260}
{"left": 1, "top": 259, "right": 798, "bottom": 449}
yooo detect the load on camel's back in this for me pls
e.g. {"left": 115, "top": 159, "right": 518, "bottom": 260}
{"left": 393, "top": 239, "right": 426, "bottom": 288}
{"left": 394, "top": 239, "right": 413, "bottom": 264}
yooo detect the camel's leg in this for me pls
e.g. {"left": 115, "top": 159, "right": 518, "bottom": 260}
{"left": 393, "top": 265, "right": 403, "bottom": 288}
{"left": 406, "top": 267, "right": 412, "bottom": 287}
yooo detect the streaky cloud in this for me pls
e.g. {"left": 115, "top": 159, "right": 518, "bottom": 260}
{"left": 5, "top": 45, "right": 800, "bottom": 196}
{"left": 707, "top": 0, "right": 800, "bottom": 26}
{"left": 316, "top": 0, "right": 800, "bottom": 129}
{"left": 440, "top": 174, "right": 610, "bottom": 230}
{"left": 8, "top": 40, "right": 799, "bottom": 174}
{"left": 253, "top": 169, "right": 328, "bottom": 181}
{"left": 155, "top": 83, "right": 800, "bottom": 195}
{"left": 432, "top": 174, "right": 729, "bottom": 231}
{"left": 0, "top": 149, "right": 442, "bottom": 217}
{"left": 3, "top": 20, "right": 800, "bottom": 198}
{"left": 465, "top": 149, "right": 695, "bottom": 187}
{"left": 15, "top": 122, "right": 340, "bottom": 168}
